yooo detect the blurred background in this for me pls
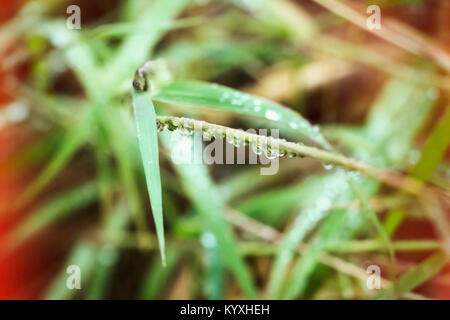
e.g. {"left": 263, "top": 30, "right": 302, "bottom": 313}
{"left": 0, "top": 0, "right": 449, "bottom": 299}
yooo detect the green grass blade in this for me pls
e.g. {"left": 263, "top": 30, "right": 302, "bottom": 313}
{"left": 139, "top": 249, "right": 181, "bottom": 299}
{"left": 132, "top": 91, "right": 165, "bottom": 264}
{"left": 154, "top": 80, "right": 331, "bottom": 149}
{"left": 86, "top": 202, "right": 130, "bottom": 299}
{"left": 382, "top": 209, "right": 406, "bottom": 237}
{"left": 99, "top": 110, "right": 147, "bottom": 233}
{"left": 19, "top": 108, "right": 95, "bottom": 204}
{"left": 161, "top": 132, "right": 257, "bottom": 298}
{"left": 107, "top": 0, "right": 192, "bottom": 87}
{"left": 203, "top": 232, "right": 224, "bottom": 300}
{"left": 411, "top": 106, "right": 450, "bottom": 181}
{"left": 44, "top": 241, "right": 97, "bottom": 300}
{"left": 282, "top": 79, "right": 437, "bottom": 299}
{"left": 10, "top": 182, "right": 98, "bottom": 248}
{"left": 375, "top": 251, "right": 448, "bottom": 299}
{"left": 267, "top": 170, "right": 353, "bottom": 298}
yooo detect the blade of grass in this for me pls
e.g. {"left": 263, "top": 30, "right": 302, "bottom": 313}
{"left": 311, "top": 0, "right": 450, "bottom": 72}
{"left": 45, "top": 241, "right": 97, "bottom": 300}
{"left": 282, "top": 207, "right": 364, "bottom": 299}
{"left": 382, "top": 209, "right": 407, "bottom": 237}
{"left": 9, "top": 182, "right": 98, "bottom": 248}
{"left": 282, "top": 77, "right": 439, "bottom": 298}
{"left": 161, "top": 131, "right": 257, "bottom": 298}
{"left": 132, "top": 90, "right": 165, "bottom": 264}
{"left": 375, "top": 251, "right": 448, "bottom": 299}
{"left": 99, "top": 111, "right": 147, "bottom": 234}
{"left": 326, "top": 239, "right": 441, "bottom": 253}
{"left": 267, "top": 170, "right": 357, "bottom": 299}
{"left": 411, "top": 106, "right": 450, "bottom": 181}
{"left": 18, "top": 108, "right": 95, "bottom": 205}
{"left": 153, "top": 80, "right": 331, "bottom": 149}
{"left": 139, "top": 249, "right": 181, "bottom": 299}
{"left": 202, "top": 232, "right": 224, "bottom": 300}
{"left": 156, "top": 115, "right": 434, "bottom": 196}
{"left": 106, "top": 0, "right": 192, "bottom": 87}
{"left": 86, "top": 201, "right": 130, "bottom": 300}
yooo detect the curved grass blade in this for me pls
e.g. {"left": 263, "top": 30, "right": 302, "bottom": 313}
{"left": 375, "top": 251, "right": 447, "bottom": 300}
{"left": 19, "top": 107, "right": 95, "bottom": 205}
{"left": 9, "top": 182, "right": 98, "bottom": 249}
{"left": 132, "top": 91, "right": 165, "bottom": 265}
{"left": 153, "top": 80, "right": 331, "bottom": 149}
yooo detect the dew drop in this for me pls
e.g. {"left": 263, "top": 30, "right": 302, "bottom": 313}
{"left": 426, "top": 87, "right": 439, "bottom": 100}
{"left": 265, "top": 110, "right": 280, "bottom": 121}
{"left": 213, "top": 131, "right": 225, "bottom": 139}
{"left": 5, "top": 101, "right": 29, "bottom": 123}
{"left": 251, "top": 143, "right": 263, "bottom": 155}
{"left": 203, "top": 131, "right": 213, "bottom": 141}
{"left": 316, "top": 196, "right": 331, "bottom": 211}
{"left": 289, "top": 121, "right": 298, "bottom": 129}
{"left": 176, "top": 127, "right": 193, "bottom": 136}
{"left": 226, "top": 135, "right": 242, "bottom": 147}
{"left": 323, "top": 163, "right": 334, "bottom": 170}
{"left": 264, "top": 149, "right": 278, "bottom": 160}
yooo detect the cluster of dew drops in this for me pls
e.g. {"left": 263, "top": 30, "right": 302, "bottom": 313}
{"left": 156, "top": 118, "right": 304, "bottom": 160}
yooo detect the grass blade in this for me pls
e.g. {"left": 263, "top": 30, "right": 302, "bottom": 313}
{"left": 9, "top": 182, "right": 98, "bottom": 248}
{"left": 375, "top": 251, "right": 448, "bottom": 299}
{"left": 19, "top": 108, "right": 95, "bottom": 205}
{"left": 132, "top": 91, "right": 165, "bottom": 264}
{"left": 139, "top": 249, "right": 181, "bottom": 299}
{"left": 161, "top": 131, "right": 257, "bottom": 298}
{"left": 154, "top": 80, "right": 331, "bottom": 149}
{"left": 44, "top": 241, "right": 97, "bottom": 300}
{"left": 411, "top": 106, "right": 450, "bottom": 181}
{"left": 107, "top": 0, "right": 192, "bottom": 87}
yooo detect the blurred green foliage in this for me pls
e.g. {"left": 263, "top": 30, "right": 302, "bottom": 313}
{"left": 2, "top": 0, "right": 449, "bottom": 300}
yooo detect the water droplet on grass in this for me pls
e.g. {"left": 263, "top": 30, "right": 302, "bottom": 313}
{"left": 176, "top": 127, "right": 193, "bottom": 136}
{"left": 323, "top": 163, "right": 334, "bottom": 170}
{"left": 265, "top": 110, "right": 280, "bottom": 121}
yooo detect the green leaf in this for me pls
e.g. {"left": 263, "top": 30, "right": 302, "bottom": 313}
{"left": 153, "top": 80, "right": 331, "bottom": 149}
{"left": 375, "top": 251, "right": 448, "bottom": 299}
{"left": 132, "top": 91, "right": 165, "bottom": 264}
